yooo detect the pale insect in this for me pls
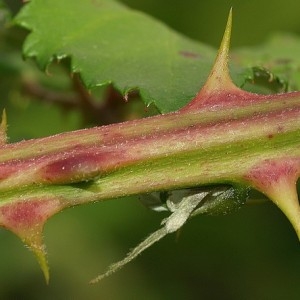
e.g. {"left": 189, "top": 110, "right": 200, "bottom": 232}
{"left": 91, "top": 185, "right": 249, "bottom": 283}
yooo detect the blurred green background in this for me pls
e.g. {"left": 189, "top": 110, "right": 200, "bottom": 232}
{"left": 1, "top": 0, "right": 300, "bottom": 299}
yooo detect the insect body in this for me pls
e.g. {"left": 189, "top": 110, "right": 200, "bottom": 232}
{"left": 140, "top": 185, "right": 249, "bottom": 216}
{"left": 92, "top": 185, "right": 249, "bottom": 283}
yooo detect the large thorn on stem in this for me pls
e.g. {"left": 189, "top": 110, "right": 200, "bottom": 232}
{"left": 200, "top": 8, "right": 236, "bottom": 94}
{"left": 245, "top": 159, "right": 300, "bottom": 240}
{"left": 181, "top": 8, "right": 244, "bottom": 112}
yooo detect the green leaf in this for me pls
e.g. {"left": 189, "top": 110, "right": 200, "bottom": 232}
{"left": 14, "top": 0, "right": 218, "bottom": 113}
{"left": 14, "top": 1, "right": 300, "bottom": 112}
{"left": 233, "top": 33, "right": 300, "bottom": 92}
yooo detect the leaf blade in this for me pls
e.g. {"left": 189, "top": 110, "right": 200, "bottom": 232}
{"left": 15, "top": 0, "right": 216, "bottom": 112}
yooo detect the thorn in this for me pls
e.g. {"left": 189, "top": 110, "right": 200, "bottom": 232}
{"left": 245, "top": 159, "right": 300, "bottom": 240}
{"left": 265, "top": 177, "right": 300, "bottom": 240}
{"left": 200, "top": 8, "right": 236, "bottom": 94}
{"left": 0, "top": 198, "right": 61, "bottom": 284}
{"left": 24, "top": 233, "right": 50, "bottom": 284}
{"left": 0, "top": 109, "right": 7, "bottom": 145}
{"left": 181, "top": 9, "right": 243, "bottom": 112}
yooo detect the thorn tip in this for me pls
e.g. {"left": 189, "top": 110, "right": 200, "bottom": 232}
{"left": 0, "top": 109, "right": 7, "bottom": 145}
{"left": 203, "top": 8, "right": 235, "bottom": 92}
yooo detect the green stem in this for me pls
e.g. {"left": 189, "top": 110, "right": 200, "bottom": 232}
{"left": 0, "top": 91, "right": 299, "bottom": 205}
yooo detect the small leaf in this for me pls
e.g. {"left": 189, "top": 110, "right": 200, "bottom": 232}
{"left": 233, "top": 33, "right": 300, "bottom": 91}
